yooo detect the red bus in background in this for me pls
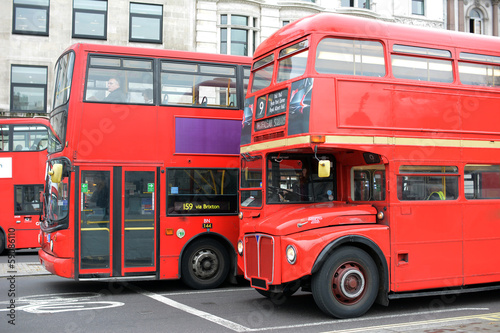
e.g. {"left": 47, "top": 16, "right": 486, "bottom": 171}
{"left": 0, "top": 117, "right": 49, "bottom": 254}
{"left": 237, "top": 13, "right": 500, "bottom": 318}
{"left": 39, "top": 43, "right": 251, "bottom": 289}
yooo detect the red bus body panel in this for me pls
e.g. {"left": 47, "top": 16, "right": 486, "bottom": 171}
{"left": 0, "top": 117, "right": 49, "bottom": 252}
{"left": 240, "top": 13, "right": 500, "bottom": 306}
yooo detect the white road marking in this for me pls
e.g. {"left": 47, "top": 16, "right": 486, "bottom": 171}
{"left": 129, "top": 282, "right": 491, "bottom": 332}
{"left": 128, "top": 284, "right": 251, "bottom": 332}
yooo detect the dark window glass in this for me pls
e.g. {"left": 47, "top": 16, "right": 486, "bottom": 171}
{"left": 13, "top": 0, "right": 49, "bottom": 36}
{"left": 129, "top": 2, "right": 162, "bottom": 43}
{"left": 266, "top": 154, "right": 335, "bottom": 204}
{"left": 11, "top": 65, "right": 48, "bottom": 113}
{"left": 15, "top": 184, "right": 44, "bottom": 214}
{"left": 160, "top": 61, "right": 238, "bottom": 108}
{"left": 85, "top": 55, "right": 154, "bottom": 104}
{"left": 465, "top": 165, "right": 500, "bottom": 199}
{"left": 397, "top": 165, "right": 458, "bottom": 201}
{"left": 412, "top": 0, "right": 425, "bottom": 15}
{"left": 167, "top": 168, "right": 238, "bottom": 215}
{"left": 0, "top": 125, "right": 10, "bottom": 151}
{"left": 341, "top": 0, "right": 370, "bottom": 9}
{"left": 352, "top": 166, "right": 386, "bottom": 201}
{"left": 73, "top": 0, "right": 107, "bottom": 39}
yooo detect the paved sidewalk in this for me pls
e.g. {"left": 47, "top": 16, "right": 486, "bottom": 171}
{"left": 0, "top": 261, "right": 51, "bottom": 277}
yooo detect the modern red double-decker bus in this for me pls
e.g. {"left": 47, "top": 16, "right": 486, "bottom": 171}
{"left": 0, "top": 117, "right": 49, "bottom": 254}
{"left": 237, "top": 13, "right": 500, "bottom": 318}
{"left": 39, "top": 44, "right": 251, "bottom": 289}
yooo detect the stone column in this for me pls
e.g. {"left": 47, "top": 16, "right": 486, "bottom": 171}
{"left": 447, "top": 0, "right": 456, "bottom": 30}
{"left": 493, "top": 0, "right": 499, "bottom": 36}
{"left": 458, "top": 0, "right": 465, "bottom": 32}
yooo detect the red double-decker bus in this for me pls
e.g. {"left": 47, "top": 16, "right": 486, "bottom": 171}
{"left": 39, "top": 44, "right": 251, "bottom": 289}
{"left": 237, "top": 13, "right": 500, "bottom": 318}
{"left": 0, "top": 117, "right": 49, "bottom": 254}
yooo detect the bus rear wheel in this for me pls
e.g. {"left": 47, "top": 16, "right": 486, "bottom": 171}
{"left": 181, "top": 239, "right": 229, "bottom": 289}
{"left": 311, "top": 246, "right": 379, "bottom": 318}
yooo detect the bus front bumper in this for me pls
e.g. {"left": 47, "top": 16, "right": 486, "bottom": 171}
{"left": 38, "top": 249, "right": 74, "bottom": 279}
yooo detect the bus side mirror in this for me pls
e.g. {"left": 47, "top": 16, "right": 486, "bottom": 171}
{"left": 318, "top": 160, "right": 330, "bottom": 178}
{"left": 49, "top": 164, "right": 63, "bottom": 183}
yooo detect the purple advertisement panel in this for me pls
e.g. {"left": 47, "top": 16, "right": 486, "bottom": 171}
{"left": 175, "top": 117, "right": 241, "bottom": 154}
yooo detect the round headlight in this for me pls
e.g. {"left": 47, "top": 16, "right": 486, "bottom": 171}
{"left": 237, "top": 240, "right": 244, "bottom": 256}
{"left": 238, "top": 212, "right": 244, "bottom": 220}
{"left": 286, "top": 245, "right": 297, "bottom": 265}
{"left": 377, "top": 211, "right": 384, "bottom": 220}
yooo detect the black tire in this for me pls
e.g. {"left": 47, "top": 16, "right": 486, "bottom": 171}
{"left": 181, "top": 239, "right": 230, "bottom": 289}
{"left": 311, "top": 246, "right": 379, "bottom": 318}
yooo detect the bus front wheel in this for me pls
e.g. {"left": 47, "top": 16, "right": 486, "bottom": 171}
{"left": 311, "top": 246, "right": 379, "bottom": 318}
{"left": 181, "top": 239, "right": 230, "bottom": 289}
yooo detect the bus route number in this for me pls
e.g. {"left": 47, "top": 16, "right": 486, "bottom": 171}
{"left": 203, "top": 219, "right": 212, "bottom": 229}
{"left": 183, "top": 203, "right": 193, "bottom": 211}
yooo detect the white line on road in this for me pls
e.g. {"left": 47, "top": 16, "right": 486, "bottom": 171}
{"left": 128, "top": 284, "right": 252, "bottom": 332}
{"left": 129, "top": 281, "right": 491, "bottom": 333}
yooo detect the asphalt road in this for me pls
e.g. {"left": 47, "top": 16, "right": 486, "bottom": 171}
{"left": 2, "top": 253, "right": 500, "bottom": 333}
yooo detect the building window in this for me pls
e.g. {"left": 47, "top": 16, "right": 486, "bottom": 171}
{"left": 12, "top": 0, "right": 50, "bottom": 36}
{"left": 72, "top": 0, "right": 107, "bottom": 39}
{"left": 220, "top": 14, "right": 257, "bottom": 56}
{"left": 412, "top": 0, "right": 425, "bottom": 15}
{"left": 129, "top": 2, "right": 163, "bottom": 43}
{"left": 469, "top": 8, "right": 483, "bottom": 34}
{"left": 341, "top": 0, "right": 370, "bottom": 9}
{"left": 11, "top": 65, "right": 48, "bottom": 113}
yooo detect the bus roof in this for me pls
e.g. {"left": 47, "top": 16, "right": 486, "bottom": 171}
{"left": 0, "top": 116, "right": 49, "bottom": 125}
{"left": 254, "top": 13, "right": 500, "bottom": 60}
{"left": 62, "top": 43, "right": 252, "bottom": 65}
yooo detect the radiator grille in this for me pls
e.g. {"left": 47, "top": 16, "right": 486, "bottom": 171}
{"left": 244, "top": 234, "right": 275, "bottom": 284}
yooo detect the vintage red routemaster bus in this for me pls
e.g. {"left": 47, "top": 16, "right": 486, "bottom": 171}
{"left": 0, "top": 117, "right": 49, "bottom": 254}
{"left": 39, "top": 43, "right": 251, "bottom": 289}
{"left": 237, "top": 13, "right": 500, "bottom": 318}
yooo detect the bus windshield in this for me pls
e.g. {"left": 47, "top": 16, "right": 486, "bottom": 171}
{"left": 266, "top": 154, "right": 335, "bottom": 204}
{"left": 42, "top": 159, "right": 70, "bottom": 232}
{"left": 50, "top": 51, "right": 75, "bottom": 148}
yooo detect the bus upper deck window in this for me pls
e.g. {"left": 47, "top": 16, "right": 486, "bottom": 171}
{"left": 315, "top": 38, "right": 385, "bottom": 77}
{"left": 277, "top": 40, "right": 309, "bottom": 83}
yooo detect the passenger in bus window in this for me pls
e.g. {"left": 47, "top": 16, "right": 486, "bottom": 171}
{"left": 142, "top": 88, "right": 153, "bottom": 104}
{"left": 104, "top": 77, "right": 126, "bottom": 103}
{"left": 427, "top": 184, "right": 445, "bottom": 200}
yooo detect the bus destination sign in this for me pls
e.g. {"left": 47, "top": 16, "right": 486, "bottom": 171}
{"left": 255, "top": 114, "right": 286, "bottom": 131}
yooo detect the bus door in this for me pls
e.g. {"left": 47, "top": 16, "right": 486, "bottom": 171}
{"left": 79, "top": 168, "right": 113, "bottom": 275}
{"left": 79, "top": 167, "right": 157, "bottom": 278}
{"left": 121, "top": 167, "right": 157, "bottom": 275}
{"left": 393, "top": 164, "right": 462, "bottom": 292}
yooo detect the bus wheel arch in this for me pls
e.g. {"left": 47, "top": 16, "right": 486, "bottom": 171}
{"left": 311, "top": 235, "right": 389, "bottom": 308}
{"left": 180, "top": 234, "right": 233, "bottom": 289}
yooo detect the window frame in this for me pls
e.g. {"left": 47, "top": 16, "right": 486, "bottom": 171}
{"left": 412, "top": 0, "right": 425, "bottom": 16}
{"left": 219, "top": 14, "right": 258, "bottom": 56}
{"left": 72, "top": 0, "right": 108, "bottom": 40}
{"left": 84, "top": 54, "right": 154, "bottom": 104}
{"left": 10, "top": 64, "right": 48, "bottom": 113}
{"left": 397, "top": 165, "right": 459, "bottom": 201}
{"left": 14, "top": 184, "right": 45, "bottom": 215}
{"left": 12, "top": 0, "right": 50, "bottom": 36}
{"left": 129, "top": 2, "right": 163, "bottom": 44}
{"left": 166, "top": 167, "right": 239, "bottom": 216}
{"left": 341, "top": 0, "right": 371, "bottom": 9}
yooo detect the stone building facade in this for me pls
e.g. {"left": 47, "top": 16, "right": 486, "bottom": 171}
{"left": 0, "top": 0, "right": 488, "bottom": 114}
